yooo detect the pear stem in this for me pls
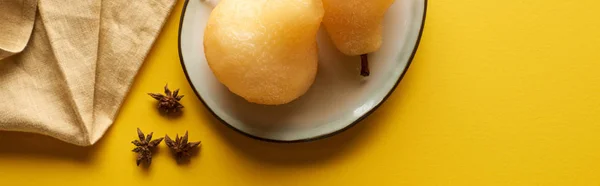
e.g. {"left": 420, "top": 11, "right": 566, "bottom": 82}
{"left": 360, "top": 54, "right": 370, "bottom": 77}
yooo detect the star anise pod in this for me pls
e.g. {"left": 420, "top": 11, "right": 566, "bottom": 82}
{"left": 148, "top": 84, "right": 184, "bottom": 113}
{"left": 132, "top": 128, "right": 164, "bottom": 166}
{"left": 165, "top": 131, "right": 201, "bottom": 161}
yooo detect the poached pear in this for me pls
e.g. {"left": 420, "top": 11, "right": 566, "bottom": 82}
{"left": 322, "top": 0, "right": 395, "bottom": 76}
{"left": 203, "top": 0, "right": 324, "bottom": 105}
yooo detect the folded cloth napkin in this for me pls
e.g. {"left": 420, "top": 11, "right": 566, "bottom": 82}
{"left": 0, "top": 0, "right": 176, "bottom": 146}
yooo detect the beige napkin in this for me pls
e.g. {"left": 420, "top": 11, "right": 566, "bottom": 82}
{"left": 0, "top": 0, "right": 176, "bottom": 146}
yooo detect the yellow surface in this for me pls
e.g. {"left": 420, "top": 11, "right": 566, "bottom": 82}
{"left": 1, "top": 0, "right": 600, "bottom": 185}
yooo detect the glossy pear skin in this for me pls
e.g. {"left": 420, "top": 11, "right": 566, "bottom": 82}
{"left": 204, "top": 0, "right": 324, "bottom": 105}
{"left": 322, "top": 0, "right": 395, "bottom": 56}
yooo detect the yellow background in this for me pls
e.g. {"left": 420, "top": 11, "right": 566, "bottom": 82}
{"left": 1, "top": 0, "right": 600, "bottom": 185}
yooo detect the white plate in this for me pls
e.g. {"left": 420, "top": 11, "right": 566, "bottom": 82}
{"left": 178, "top": 0, "right": 427, "bottom": 142}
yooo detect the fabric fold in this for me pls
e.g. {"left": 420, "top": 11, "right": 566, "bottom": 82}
{"left": 38, "top": 0, "right": 101, "bottom": 144}
{"left": 91, "top": 0, "right": 176, "bottom": 143}
{"left": 0, "top": 14, "right": 86, "bottom": 144}
{"left": 0, "top": 0, "right": 38, "bottom": 60}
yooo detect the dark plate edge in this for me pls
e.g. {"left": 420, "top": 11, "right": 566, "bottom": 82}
{"left": 177, "top": 0, "right": 428, "bottom": 143}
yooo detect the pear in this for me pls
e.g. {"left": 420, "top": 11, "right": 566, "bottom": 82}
{"left": 203, "top": 0, "right": 324, "bottom": 105}
{"left": 321, "top": 0, "right": 395, "bottom": 76}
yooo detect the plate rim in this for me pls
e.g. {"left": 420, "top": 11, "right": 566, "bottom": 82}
{"left": 177, "top": 0, "right": 428, "bottom": 143}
